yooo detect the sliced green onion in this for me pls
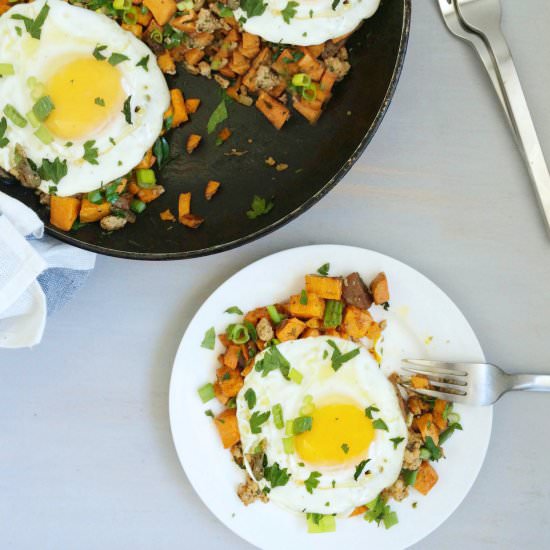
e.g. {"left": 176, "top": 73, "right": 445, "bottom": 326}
{"left": 283, "top": 436, "right": 294, "bottom": 454}
{"left": 307, "top": 514, "right": 336, "bottom": 534}
{"left": 401, "top": 469, "right": 418, "bottom": 486}
{"left": 34, "top": 125, "right": 53, "bottom": 144}
{"left": 26, "top": 76, "right": 38, "bottom": 88}
{"left": 227, "top": 323, "right": 249, "bottom": 344}
{"left": 383, "top": 511, "right": 398, "bottom": 529}
{"left": 292, "top": 415, "right": 313, "bottom": 434}
{"left": 150, "top": 28, "right": 163, "bottom": 44}
{"left": 272, "top": 403, "right": 284, "bottom": 429}
{"left": 3, "top": 104, "right": 27, "bottom": 128}
{"left": 285, "top": 420, "right": 294, "bottom": 435}
{"left": 87, "top": 189, "right": 104, "bottom": 204}
{"left": 32, "top": 95, "right": 55, "bottom": 122}
{"left": 300, "top": 403, "right": 315, "bottom": 416}
{"left": 266, "top": 305, "right": 282, "bottom": 324}
{"left": 30, "top": 82, "right": 47, "bottom": 101}
{"left": 301, "top": 86, "right": 317, "bottom": 102}
{"left": 197, "top": 382, "right": 215, "bottom": 403}
{"left": 303, "top": 395, "right": 313, "bottom": 405}
{"left": 419, "top": 448, "right": 431, "bottom": 460}
{"left": 113, "top": 0, "right": 131, "bottom": 9}
{"left": 123, "top": 7, "right": 138, "bottom": 24}
{"left": 26, "top": 110, "right": 40, "bottom": 129}
{"left": 0, "top": 63, "right": 15, "bottom": 76}
{"left": 289, "top": 368, "right": 303, "bottom": 384}
{"left": 176, "top": 0, "right": 193, "bottom": 9}
{"left": 447, "top": 412, "right": 460, "bottom": 424}
{"left": 292, "top": 73, "right": 311, "bottom": 87}
{"left": 323, "top": 300, "right": 343, "bottom": 328}
{"left": 130, "top": 198, "right": 146, "bottom": 214}
{"left": 136, "top": 168, "right": 156, "bottom": 188}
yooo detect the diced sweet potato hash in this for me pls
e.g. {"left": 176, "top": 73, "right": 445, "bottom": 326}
{"left": 197, "top": 266, "right": 464, "bottom": 527}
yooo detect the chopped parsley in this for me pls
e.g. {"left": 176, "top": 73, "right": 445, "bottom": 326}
{"left": 390, "top": 436, "right": 405, "bottom": 449}
{"left": 201, "top": 326, "right": 216, "bottom": 349}
{"left": 0, "top": 117, "right": 8, "bottom": 148}
{"left": 38, "top": 157, "right": 67, "bottom": 184}
{"left": 401, "top": 469, "right": 418, "bottom": 486}
{"left": 207, "top": 97, "right": 228, "bottom": 134}
{"left": 281, "top": 0, "right": 299, "bottom": 23}
{"left": 93, "top": 44, "right": 108, "bottom": 60}
{"left": 372, "top": 418, "right": 389, "bottom": 431}
{"left": 153, "top": 136, "right": 169, "bottom": 170}
{"left": 317, "top": 262, "right": 330, "bottom": 276}
{"left": 364, "top": 494, "right": 398, "bottom": 529}
{"left": 439, "top": 422, "right": 463, "bottom": 445}
{"left": 11, "top": 2, "right": 49, "bottom": 40}
{"left": 94, "top": 97, "right": 105, "bottom": 107}
{"left": 122, "top": 96, "right": 132, "bottom": 124}
{"left": 264, "top": 462, "right": 290, "bottom": 487}
{"left": 422, "top": 436, "right": 442, "bottom": 461}
{"left": 299, "top": 290, "right": 308, "bottom": 305}
{"left": 292, "top": 415, "right": 312, "bottom": 434}
{"left": 240, "top": 0, "right": 267, "bottom": 18}
{"left": 364, "top": 405, "right": 380, "bottom": 419}
{"left": 326, "top": 339, "right": 360, "bottom": 371}
{"left": 204, "top": 409, "right": 215, "bottom": 418}
{"left": 249, "top": 410, "right": 270, "bottom": 434}
{"left": 341, "top": 443, "right": 349, "bottom": 454}
{"left": 108, "top": 52, "right": 130, "bottom": 66}
{"left": 136, "top": 55, "right": 149, "bottom": 71}
{"left": 354, "top": 459, "right": 370, "bottom": 481}
{"left": 82, "top": 140, "right": 99, "bottom": 165}
{"left": 331, "top": 0, "right": 341, "bottom": 9}
{"left": 225, "top": 306, "right": 243, "bottom": 315}
{"left": 304, "top": 471, "right": 321, "bottom": 494}
{"left": 244, "top": 388, "right": 256, "bottom": 409}
{"left": 254, "top": 346, "right": 290, "bottom": 379}
{"left": 246, "top": 195, "right": 274, "bottom": 219}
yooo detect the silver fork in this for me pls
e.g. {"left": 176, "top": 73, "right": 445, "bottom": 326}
{"left": 452, "top": 0, "right": 550, "bottom": 235}
{"left": 400, "top": 359, "right": 550, "bottom": 406}
{"left": 437, "top": 0, "right": 511, "bottom": 127}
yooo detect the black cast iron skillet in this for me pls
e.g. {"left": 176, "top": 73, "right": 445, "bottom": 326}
{"left": 0, "top": 0, "right": 411, "bottom": 260}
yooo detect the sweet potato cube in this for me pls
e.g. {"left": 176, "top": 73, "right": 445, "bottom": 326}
{"left": 302, "top": 328, "right": 320, "bottom": 338}
{"left": 184, "top": 48, "right": 205, "bottom": 65}
{"left": 240, "top": 32, "right": 260, "bottom": 58}
{"left": 276, "top": 318, "right": 306, "bottom": 342}
{"left": 143, "top": 0, "right": 176, "bottom": 26}
{"left": 411, "top": 375, "right": 430, "bottom": 389}
{"left": 186, "top": 133, "right": 202, "bottom": 154}
{"left": 287, "top": 293, "right": 325, "bottom": 319}
{"left": 415, "top": 413, "right": 440, "bottom": 445}
{"left": 297, "top": 50, "right": 324, "bottom": 80}
{"left": 306, "top": 318, "right": 322, "bottom": 329}
{"left": 178, "top": 192, "right": 191, "bottom": 220}
{"left": 79, "top": 199, "right": 110, "bottom": 223}
{"left": 414, "top": 460, "right": 439, "bottom": 495}
{"left": 370, "top": 272, "right": 390, "bottom": 305}
{"left": 215, "top": 409, "right": 240, "bottom": 448}
{"left": 343, "top": 305, "right": 374, "bottom": 339}
{"left": 366, "top": 321, "right": 381, "bottom": 342}
{"left": 223, "top": 344, "right": 241, "bottom": 370}
{"left": 213, "top": 381, "right": 229, "bottom": 405}
{"left": 256, "top": 91, "right": 290, "bottom": 130}
{"left": 407, "top": 396, "right": 430, "bottom": 416}
{"left": 205, "top": 180, "right": 221, "bottom": 200}
{"left": 292, "top": 98, "right": 322, "bottom": 124}
{"left": 305, "top": 274, "right": 343, "bottom": 300}
{"left": 170, "top": 88, "right": 188, "bottom": 127}
{"left": 432, "top": 399, "right": 448, "bottom": 431}
{"left": 137, "top": 185, "right": 164, "bottom": 203}
{"left": 216, "top": 364, "right": 243, "bottom": 398}
{"left": 180, "top": 214, "right": 204, "bottom": 228}
{"left": 157, "top": 51, "right": 176, "bottom": 74}
{"left": 160, "top": 209, "right": 176, "bottom": 222}
{"left": 185, "top": 98, "right": 201, "bottom": 113}
{"left": 50, "top": 196, "right": 81, "bottom": 232}
{"left": 244, "top": 307, "right": 270, "bottom": 324}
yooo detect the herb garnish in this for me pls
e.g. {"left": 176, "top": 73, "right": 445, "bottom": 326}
{"left": 317, "top": 262, "right": 330, "bottom": 276}
{"left": 225, "top": 306, "right": 243, "bottom": 315}
{"left": 11, "top": 2, "right": 49, "bottom": 40}
{"left": 364, "top": 494, "right": 398, "bottom": 529}
{"left": 122, "top": 96, "right": 132, "bottom": 124}
{"left": 246, "top": 195, "right": 274, "bottom": 219}
{"left": 93, "top": 44, "right": 108, "bottom": 60}
{"left": 244, "top": 388, "right": 256, "bottom": 409}
{"left": 304, "top": 471, "right": 321, "bottom": 494}
{"left": 281, "top": 0, "right": 299, "bottom": 23}
{"left": 264, "top": 462, "right": 290, "bottom": 487}
{"left": 341, "top": 443, "right": 349, "bottom": 454}
{"left": 390, "top": 436, "right": 405, "bottom": 449}
{"left": 207, "top": 97, "right": 228, "bottom": 134}
{"left": 82, "top": 140, "right": 99, "bottom": 165}
{"left": 240, "top": 0, "right": 267, "bottom": 18}
{"left": 299, "top": 290, "right": 308, "bottom": 305}
{"left": 372, "top": 418, "right": 389, "bottom": 431}
{"left": 38, "top": 157, "right": 67, "bottom": 184}
{"left": 364, "top": 405, "right": 380, "bottom": 419}
{"left": 0, "top": 117, "right": 8, "bottom": 148}
{"left": 292, "top": 415, "right": 312, "bottom": 434}
{"left": 439, "top": 422, "right": 463, "bottom": 445}
{"left": 205, "top": 409, "right": 215, "bottom": 418}
{"left": 136, "top": 55, "right": 149, "bottom": 71}
{"left": 422, "top": 436, "right": 442, "bottom": 461}
{"left": 326, "top": 339, "right": 360, "bottom": 371}
{"left": 201, "top": 326, "right": 216, "bottom": 349}
{"left": 153, "top": 136, "right": 169, "bottom": 169}
{"left": 354, "top": 459, "right": 371, "bottom": 481}
{"left": 254, "top": 346, "right": 290, "bottom": 379}
{"left": 108, "top": 52, "right": 130, "bottom": 66}
{"left": 331, "top": 0, "right": 341, "bottom": 9}
{"left": 250, "top": 410, "right": 270, "bottom": 434}
{"left": 94, "top": 97, "right": 105, "bottom": 107}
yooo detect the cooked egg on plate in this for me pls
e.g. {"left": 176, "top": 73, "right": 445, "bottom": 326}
{"left": 235, "top": 0, "right": 381, "bottom": 47}
{"left": 0, "top": 0, "right": 169, "bottom": 196}
{"left": 236, "top": 335, "right": 407, "bottom": 515}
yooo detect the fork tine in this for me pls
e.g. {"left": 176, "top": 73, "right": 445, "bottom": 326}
{"left": 400, "top": 375, "right": 467, "bottom": 392}
{"left": 398, "top": 383, "right": 470, "bottom": 405}
{"left": 401, "top": 366, "right": 468, "bottom": 386}
{"left": 403, "top": 359, "right": 468, "bottom": 376}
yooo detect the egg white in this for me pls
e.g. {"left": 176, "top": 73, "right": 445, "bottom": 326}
{"left": 236, "top": 336, "right": 407, "bottom": 515}
{"left": 235, "top": 0, "right": 381, "bottom": 47}
{"left": 0, "top": 0, "right": 169, "bottom": 196}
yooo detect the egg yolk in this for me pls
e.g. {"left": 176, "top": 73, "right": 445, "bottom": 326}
{"left": 45, "top": 58, "right": 125, "bottom": 140}
{"left": 294, "top": 404, "right": 374, "bottom": 466}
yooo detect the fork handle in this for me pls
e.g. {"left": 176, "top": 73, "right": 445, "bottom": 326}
{"left": 485, "top": 27, "right": 550, "bottom": 235}
{"left": 509, "top": 374, "right": 550, "bottom": 392}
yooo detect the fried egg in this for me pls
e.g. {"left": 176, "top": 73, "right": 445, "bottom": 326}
{"left": 0, "top": 0, "right": 169, "bottom": 196}
{"left": 236, "top": 336, "right": 407, "bottom": 515}
{"left": 235, "top": 0, "right": 381, "bottom": 47}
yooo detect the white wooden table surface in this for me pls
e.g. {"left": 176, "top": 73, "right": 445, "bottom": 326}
{"left": 2, "top": 1, "right": 550, "bottom": 548}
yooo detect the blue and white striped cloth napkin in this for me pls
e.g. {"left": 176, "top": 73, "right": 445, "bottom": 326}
{"left": 0, "top": 191, "right": 95, "bottom": 348}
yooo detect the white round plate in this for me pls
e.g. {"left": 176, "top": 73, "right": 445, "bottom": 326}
{"left": 169, "top": 245, "right": 493, "bottom": 550}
